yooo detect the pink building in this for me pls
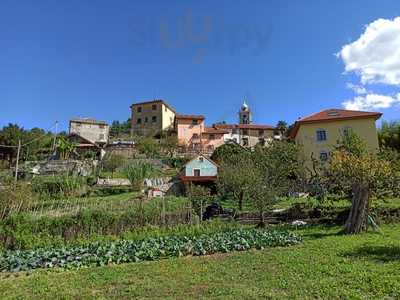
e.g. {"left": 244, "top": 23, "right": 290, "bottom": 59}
{"left": 175, "top": 115, "right": 227, "bottom": 153}
{"left": 175, "top": 114, "right": 205, "bottom": 151}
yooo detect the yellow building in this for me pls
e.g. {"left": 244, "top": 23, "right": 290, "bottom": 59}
{"left": 289, "top": 108, "right": 382, "bottom": 168}
{"left": 130, "top": 99, "right": 176, "bottom": 136}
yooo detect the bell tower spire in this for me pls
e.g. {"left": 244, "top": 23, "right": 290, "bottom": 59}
{"left": 239, "top": 99, "right": 252, "bottom": 124}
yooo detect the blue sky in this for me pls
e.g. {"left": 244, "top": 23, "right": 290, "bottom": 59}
{"left": 1, "top": 0, "right": 400, "bottom": 131}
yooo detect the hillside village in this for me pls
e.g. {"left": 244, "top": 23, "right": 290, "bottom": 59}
{"left": 1, "top": 2, "right": 400, "bottom": 298}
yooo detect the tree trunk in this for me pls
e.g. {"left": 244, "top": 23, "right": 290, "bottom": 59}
{"left": 344, "top": 182, "right": 370, "bottom": 234}
{"left": 238, "top": 191, "right": 244, "bottom": 211}
{"left": 257, "top": 210, "right": 266, "bottom": 228}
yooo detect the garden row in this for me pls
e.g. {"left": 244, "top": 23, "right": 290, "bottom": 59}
{"left": 0, "top": 229, "right": 301, "bottom": 272}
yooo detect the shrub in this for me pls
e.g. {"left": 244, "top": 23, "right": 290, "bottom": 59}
{"left": 32, "top": 176, "right": 87, "bottom": 198}
{"left": 0, "top": 183, "right": 35, "bottom": 220}
{"left": 123, "top": 161, "right": 155, "bottom": 191}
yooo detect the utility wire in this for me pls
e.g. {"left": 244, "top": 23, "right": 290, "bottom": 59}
{"left": 0, "top": 122, "right": 58, "bottom": 149}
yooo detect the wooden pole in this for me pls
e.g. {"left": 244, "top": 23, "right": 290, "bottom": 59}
{"left": 14, "top": 139, "right": 21, "bottom": 182}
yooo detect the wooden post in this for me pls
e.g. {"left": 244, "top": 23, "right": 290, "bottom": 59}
{"left": 14, "top": 139, "right": 21, "bottom": 182}
{"left": 162, "top": 196, "right": 166, "bottom": 225}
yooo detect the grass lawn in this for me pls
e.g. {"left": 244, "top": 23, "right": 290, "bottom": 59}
{"left": 1, "top": 224, "right": 399, "bottom": 299}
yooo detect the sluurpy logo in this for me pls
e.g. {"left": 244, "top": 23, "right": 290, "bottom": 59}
{"left": 129, "top": 9, "right": 273, "bottom": 63}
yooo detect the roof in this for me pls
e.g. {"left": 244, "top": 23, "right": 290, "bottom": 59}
{"left": 130, "top": 99, "right": 176, "bottom": 113}
{"left": 237, "top": 124, "right": 275, "bottom": 130}
{"left": 203, "top": 127, "right": 229, "bottom": 134}
{"left": 289, "top": 108, "right": 382, "bottom": 139}
{"left": 184, "top": 154, "right": 219, "bottom": 168}
{"left": 70, "top": 118, "right": 108, "bottom": 125}
{"left": 213, "top": 124, "right": 275, "bottom": 130}
{"left": 67, "top": 133, "right": 101, "bottom": 148}
{"left": 175, "top": 114, "right": 205, "bottom": 120}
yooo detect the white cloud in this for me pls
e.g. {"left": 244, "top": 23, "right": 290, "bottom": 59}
{"left": 342, "top": 93, "right": 400, "bottom": 111}
{"left": 346, "top": 82, "right": 367, "bottom": 95}
{"left": 339, "top": 17, "right": 400, "bottom": 86}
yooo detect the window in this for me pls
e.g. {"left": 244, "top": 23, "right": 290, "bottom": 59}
{"left": 192, "top": 119, "right": 198, "bottom": 125}
{"left": 145, "top": 117, "right": 148, "bottom": 123}
{"left": 152, "top": 104, "right": 157, "bottom": 110}
{"left": 192, "top": 133, "right": 199, "bottom": 139}
{"left": 99, "top": 134, "right": 105, "bottom": 140}
{"left": 258, "top": 138, "right": 266, "bottom": 146}
{"left": 199, "top": 157, "right": 204, "bottom": 162}
{"left": 342, "top": 126, "right": 352, "bottom": 137}
{"left": 165, "top": 106, "right": 167, "bottom": 112}
{"left": 137, "top": 107, "right": 142, "bottom": 113}
{"left": 209, "top": 134, "right": 215, "bottom": 140}
{"left": 152, "top": 116, "right": 157, "bottom": 123}
{"left": 194, "top": 169, "right": 201, "bottom": 177}
{"left": 320, "top": 151, "right": 329, "bottom": 162}
{"left": 137, "top": 118, "right": 142, "bottom": 124}
{"left": 242, "top": 138, "right": 249, "bottom": 146}
{"left": 316, "top": 129, "right": 327, "bottom": 141}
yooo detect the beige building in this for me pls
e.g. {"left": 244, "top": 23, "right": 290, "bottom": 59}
{"left": 289, "top": 108, "right": 382, "bottom": 169}
{"left": 69, "top": 118, "right": 109, "bottom": 144}
{"left": 213, "top": 123, "right": 275, "bottom": 148}
{"left": 130, "top": 99, "right": 176, "bottom": 136}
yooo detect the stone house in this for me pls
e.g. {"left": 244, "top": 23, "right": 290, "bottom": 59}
{"left": 69, "top": 118, "right": 109, "bottom": 145}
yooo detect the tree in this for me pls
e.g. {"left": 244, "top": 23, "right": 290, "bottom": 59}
{"left": 217, "top": 141, "right": 303, "bottom": 222}
{"left": 136, "top": 137, "right": 161, "bottom": 158}
{"left": 251, "top": 142, "right": 303, "bottom": 226}
{"left": 217, "top": 151, "right": 253, "bottom": 211}
{"left": 378, "top": 121, "right": 400, "bottom": 151}
{"left": 102, "top": 153, "right": 126, "bottom": 178}
{"left": 57, "top": 136, "right": 76, "bottom": 160}
{"left": 275, "top": 120, "right": 288, "bottom": 136}
{"left": 330, "top": 132, "right": 392, "bottom": 234}
{"left": 187, "top": 184, "right": 211, "bottom": 219}
{"left": 123, "top": 161, "right": 155, "bottom": 191}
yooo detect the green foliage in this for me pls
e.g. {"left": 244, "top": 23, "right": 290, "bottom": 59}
{"left": 2, "top": 225, "right": 400, "bottom": 299}
{"left": 123, "top": 161, "right": 155, "bottom": 191}
{"left": 0, "top": 123, "right": 54, "bottom": 161}
{"left": 57, "top": 136, "right": 76, "bottom": 160}
{"left": 32, "top": 176, "right": 87, "bottom": 199}
{"left": 136, "top": 137, "right": 161, "bottom": 158}
{"left": 218, "top": 141, "right": 303, "bottom": 220}
{"left": 275, "top": 120, "right": 288, "bottom": 135}
{"left": 378, "top": 120, "right": 400, "bottom": 151}
{"left": 336, "top": 129, "right": 368, "bottom": 157}
{"left": 0, "top": 183, "right": 35, "bottom": 220}
{"left": 102, "top": 153, "right": 127, "bottom": 177}
{"left": 0, "top": 229, "right": 301, "bottom": 272}
{"left": 187, "top": 185, "right": 212, "bottom": 217}
{"left": 162, "top": 157, "right": 188, "bottom": 169}
{"left": 211, "top": 142, "right": 249, "bottom": 164}
{"left": 110, "top": 119, "right": 131, "bottom": 138}
{"left": 159, "top": 134, "right": 179, "bottom": 157}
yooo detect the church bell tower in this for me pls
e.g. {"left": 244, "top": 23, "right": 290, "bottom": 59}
{"left": 239, "top": 101, "right": 252, "bottom": 124}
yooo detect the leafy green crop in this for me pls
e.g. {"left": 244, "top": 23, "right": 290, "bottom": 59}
{"left": 0, "top": 229, "right": 301, "bottom": 272}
